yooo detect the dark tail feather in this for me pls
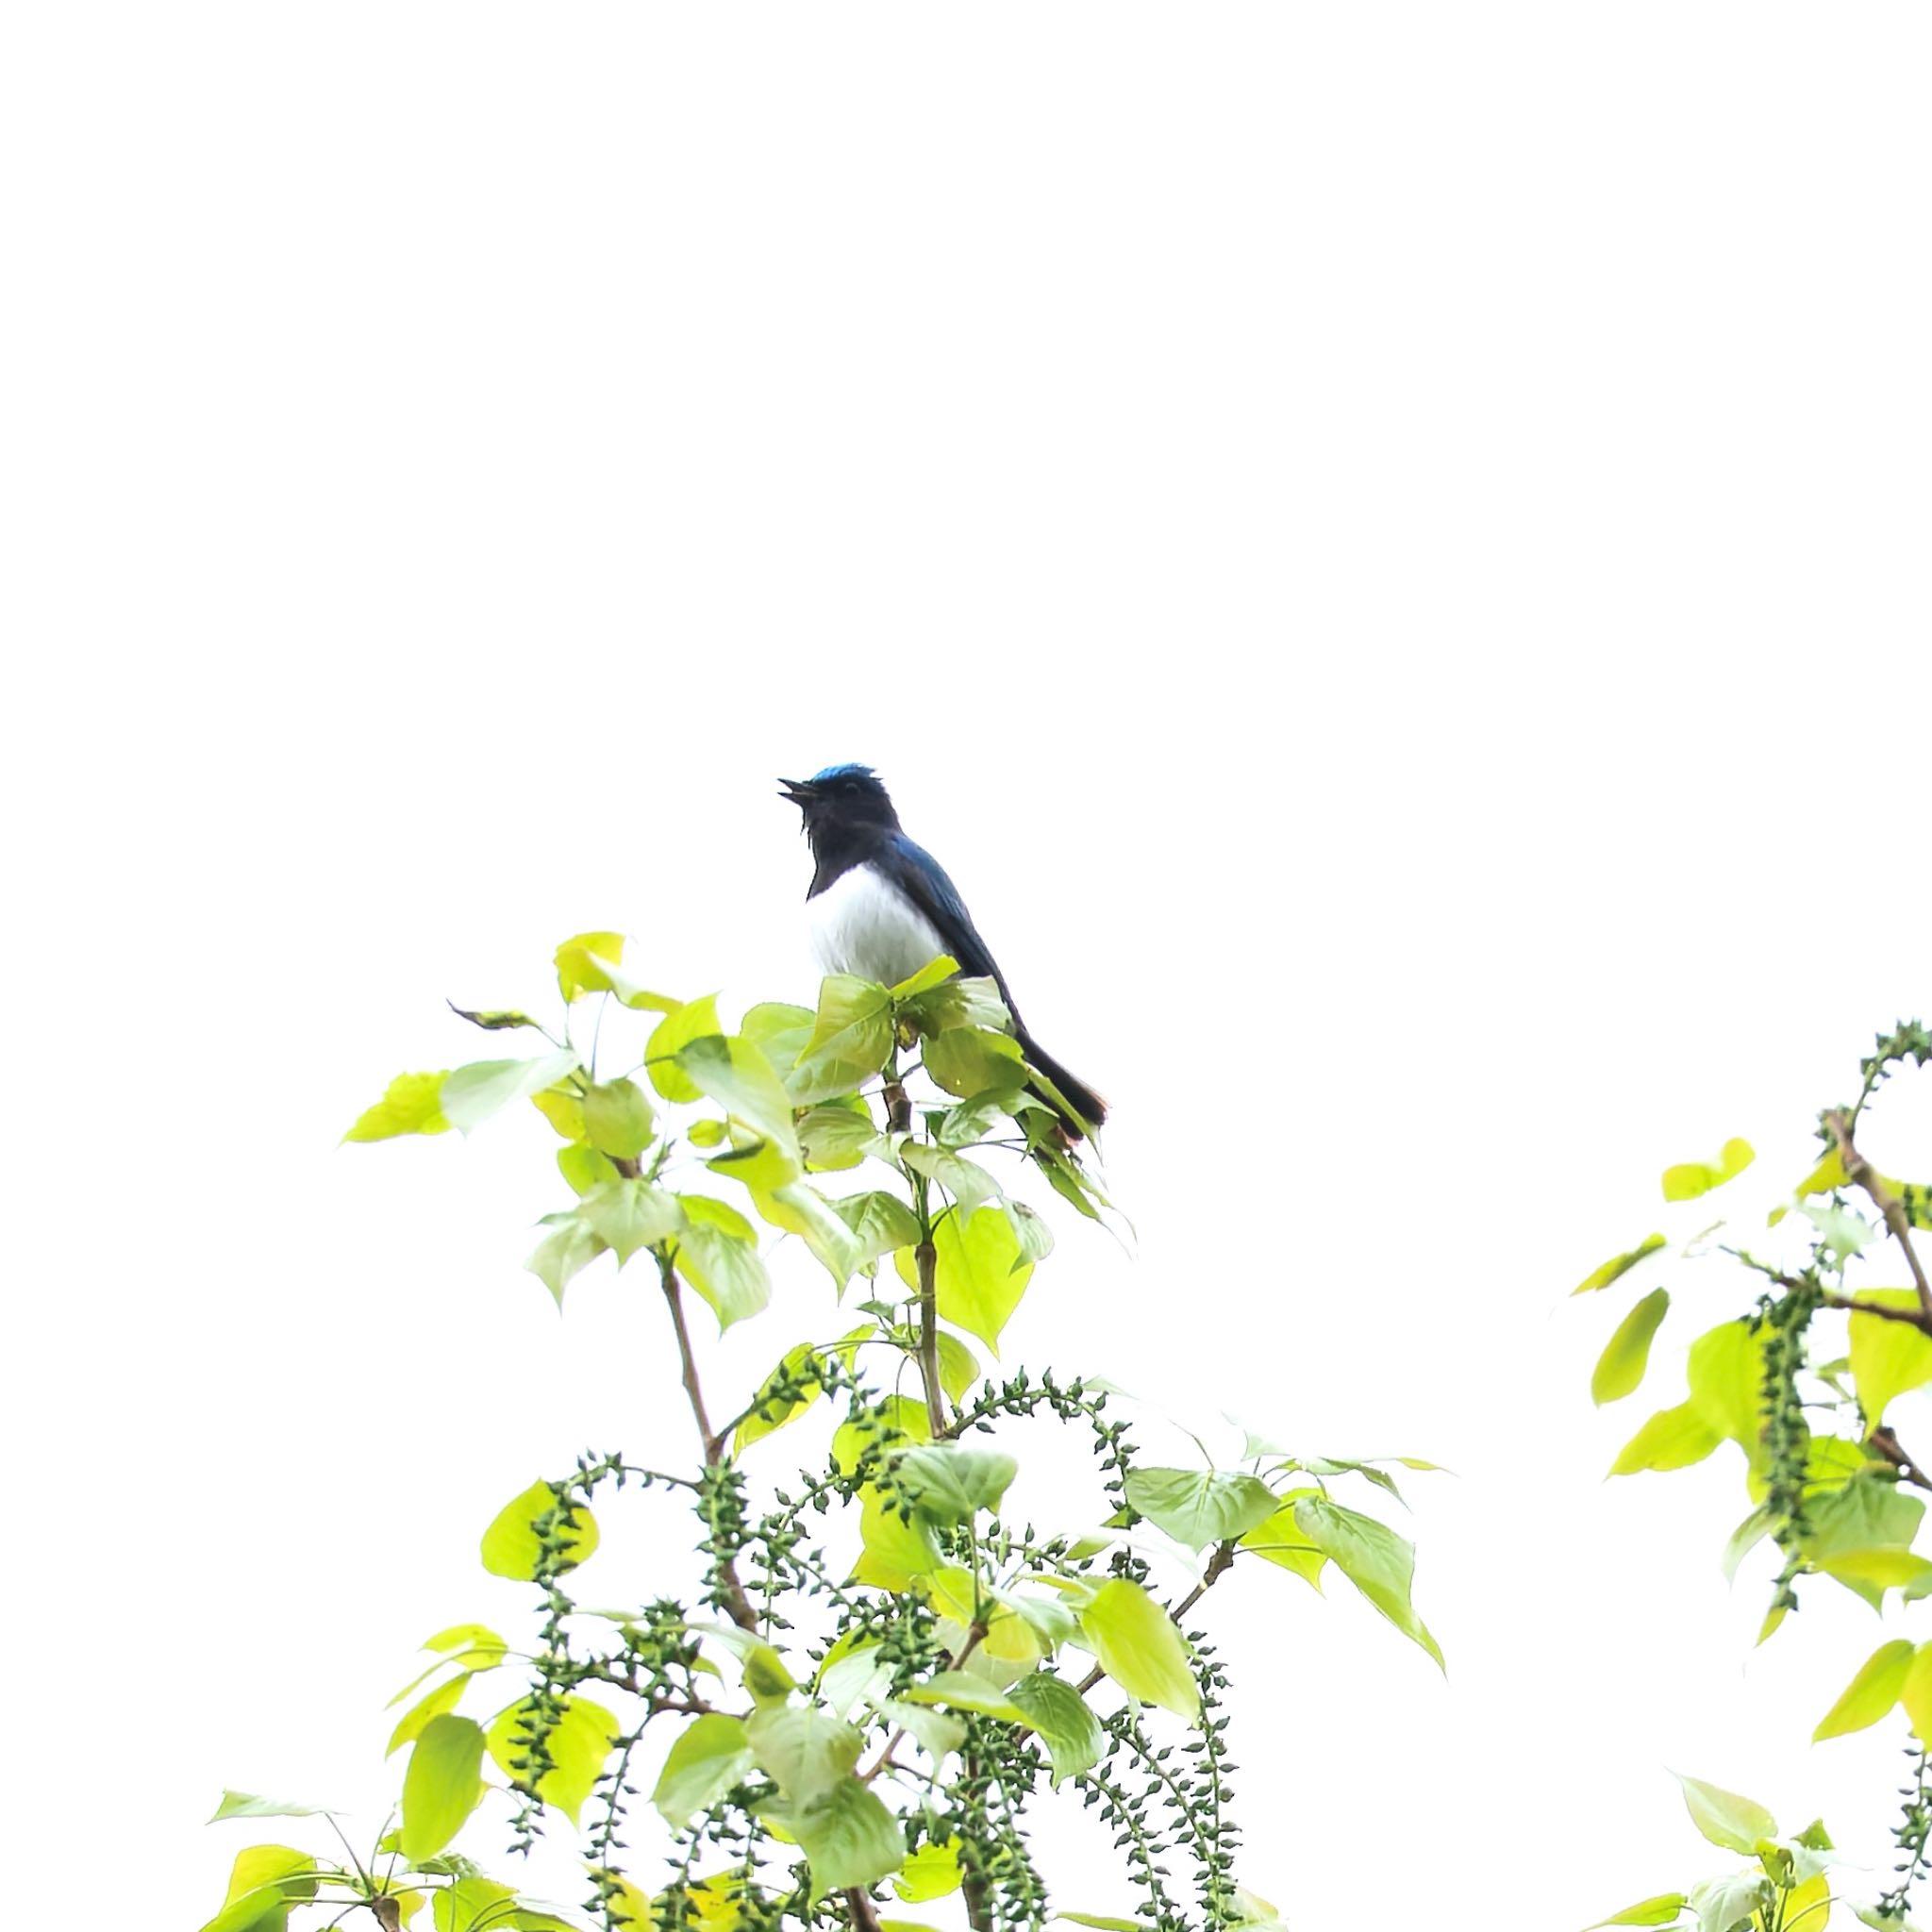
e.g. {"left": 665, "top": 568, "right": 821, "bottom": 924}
{"left": 1017, "top": 1030, "right": 1107, "bottom": 1139}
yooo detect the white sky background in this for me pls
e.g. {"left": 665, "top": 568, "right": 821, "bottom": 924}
{"left": 6, "top": 5, "right": 1931, "bottom": 1925}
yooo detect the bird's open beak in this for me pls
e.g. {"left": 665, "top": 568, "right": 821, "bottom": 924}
{"left": 778, "top": 777, "right": 817, "bottom": 807}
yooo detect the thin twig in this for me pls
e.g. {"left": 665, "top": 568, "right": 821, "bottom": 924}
{"left": 656, "top": 1254, "right": 759, "bottom": 1632}
{"left": 1829, "top": 1108, "right": 1932, "bottom": 1320}
{"left": 1823, "top": 1291, "right": 1932, "bottom": 1334}
{"left": 1870, "top": 1427, "right": 1932, "bottom": 1494}
{"left": 658, "top": 1258, "right": 724, "bottom": 1464}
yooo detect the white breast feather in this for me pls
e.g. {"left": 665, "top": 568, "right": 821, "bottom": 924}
{"left": 808, "top": 864, "right": 948, "bottom": 987}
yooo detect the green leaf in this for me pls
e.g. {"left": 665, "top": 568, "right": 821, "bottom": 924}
{"left": 899, "top": 975, "right": 1010, "bottom": 1035}
{"left": 899, "top": 1143, "right": 1003, "bottom": 1216}
{"left": 891, "top": 956, "right": 960, "bottom": 999}
{"left": 752, "top": 1181, "right": 862, "bottom": 1289}
{"left": 830, "top": 1191, "right": 922, "bottom": 1271}
{"left": 1814, "top": 1640, "right": 1916, "bottom": 1740}
{"left": 1572, "top": 1233, "right": 1666, "bottom": 1296}
{"left": 927, "top": 1205, "right": 1033, "bottom": 1356}
{"left": 645, "top": 996, "right": 724, "bottom": 1104}
{"left": 935, "top": 1332, "right": 982, "bottom": 1406}
{"left": 441, "top": 1051, "right": 582, "bottom": 1136}
{"left": 1077, "top": 1577, "right": 1199, "bottom": 1722}
{"left": 1006, "top": 1201, "right": 1055, "bottom": 1267}
{"left": 894, "top": 1840, "right": 963, "bottom": 1904}
{"left": 1005, "top": 1673, "right": 1105, "bottom": 1784}
{"left": 388, "top": 1673, "right": 470, "bottom": 1757}
{"left": 767, "top": 1776, "right": 905, "bottom": 1896}
{"left": 790, "top": 976, "right": 895, "bottom": 1105}
{"left": 208, "top": 1791, "right": 334, "bottom": 1822}
{"left": 1291, "top": 1495, "right": 1443, "bottom": 1668}
{"left": 449, "top": 1005, "right": 541, "bottom": 1034}
{"left": 1686, "top": 1322, "right": 1768, "bottom": 1451}
{"left": 344, "top": 1071, "right": 452, "bottom": 1142}
{"left": 558, "top": 1144, "right": 620, "bottom": 1196}
{"left": 555, "top": 931, "right": 627, "bottom": 1001}
{"left": 674, "top": 1218, "right": 773, "bottom": 1330}
{"left": 578, "top": 1179, "right": 685, "bottom": 1265}
{"left": 1849, "top": 1291, "right": 1932, "bottom": 1426}
{"left": 1903, "top": 1644, "right": 1932, "bottom": 1744}
{"left": 889, "top": 1441, "right": 1018, "bottom": 1524}
{"left": 746, "top": 1704, "right": 864, "bottom": 1805}
{"left": 854, "top": 1484, "right": 941, "bottom": 1590}
{"left": 1801, "top": 1198, "right": 1877, "bottom": 1262}
{"left": 1581, "top": 1893, "right": 1688, "bottom": 1929}
{"left": 525, "top": 1211, "right": 608, "bottom": 1307}
{"left": 485, "top": 1695, "right": 618, "bottom": 1825}
{"left": 582, "top": 1079, "right": 656, "bottom": 1158}
{"left": 897, "top": 1671, "right": 1024, "bottom": 1720}
{"left": 1057, "top": 1917, "right": 1143, "bottom": 1932}
{"left": 1124, "top": 1468, "right": 1278, "bottom": 1551}
{"left": 653, "top": 1714, "right": 755, "bottom": 1830}
{"left": 221, "top": 1846, "right": 320, "bottom": 1910}
{"left": 423, "top": 1623, "right": 508, "bottom": 1665}
{"left": 1238, "top": 1493, "right": 1328, "bottom": 1590}
{"left": 677, "top": 1035, "right": 803, "bottom": 1179}
{"left": 479, "top": 1480, "right": 600, "bottom": 1581}
{"left": 742, "top": 1000, "right": 817, "bottom": 1073}
{"left": 923, "top": 1026, "right": 1027, "bottom": 1102}
{"left": 799, "top": 1103, "right": 883, "bottom": 1170}
{"left": 1592, "top": 1289, "right": 1671, "bottom": 1406}
{"left": 400, "top": 1714, "right": 487, "bottom": 1860}
{"left": 1661, "top": 1138, "right": 1756, "bottom": 1203}
{"left": 1674, "top": 1771, "right": 1777, "bottom": 1855}
{"left": 1609, "top": 1401, "right": 1722, "bottom": 1476}
{"left": 736, "top": 1345, "right": 825, "bottom": 1454}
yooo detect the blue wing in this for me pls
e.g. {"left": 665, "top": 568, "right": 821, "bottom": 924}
{"left": 874, "top": 834, "right": 1018, "bottom": 1014}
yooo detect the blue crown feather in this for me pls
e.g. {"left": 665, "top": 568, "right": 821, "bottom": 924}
{"left": 809, "top": 762, "right": 880, "bottom": 786}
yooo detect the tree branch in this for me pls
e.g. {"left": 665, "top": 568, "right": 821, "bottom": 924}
{"left": 656, "top": 1254, "right": 759, "bottom": 1633}
{"left": 1828, "top": 1108, "right": 1932, "bottom": 1320}
{"left": 842, "top": 1888, "right": 885, "bottom": 1932}
{"left": 916, "top": 1237, "right": 950, "bottom": 1438}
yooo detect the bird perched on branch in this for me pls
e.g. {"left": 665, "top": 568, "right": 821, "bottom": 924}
{"left": 779, "top": 764, "right": 1107, "bottom": 1138}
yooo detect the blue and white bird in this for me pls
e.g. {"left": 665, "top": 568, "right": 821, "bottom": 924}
{"left": 780, "top": 764, "right": 1107, "bottom": 1137}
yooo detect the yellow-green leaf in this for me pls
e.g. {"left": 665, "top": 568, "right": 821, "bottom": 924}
{"left": 1903, "top": 1645, "right": 1932, "bottom": 1744}
{"left": 1581, "top": 1894, "right": 1688, "bottom": 1929}
{"left": 344, "top": 1072, "right": 450, "bottom": 1142}
{"left": 1849, "top": 1291, "right": 1932, "bottom": 1426}
{"left": 927, "top": 1207, "right": 1033, "bottom": 1357}
{"left": 1291, "top": 1494, "right": 1442, "bottom": 1669}
{"left": 1077, "top": 1578, "right": 1199, "bottom": 1723}
{"left": 485, "top": 1695, "right": 619, "bottom": 1824}
{"left": 894, "top": 1840, "right": 963, "bottom": 1904}
{"left": 555, "top": 931, "right": 627, "bottom": 1001}
{"left": 1674, "top": 1771, "right": 1775, "bottom": 1855}
{"left": 854, "top": 1484, "right": 940, "bottom": 1590}
{"left": 479, "top": 1480, "right": 600, "bottom": 1580}
{"left": 582, "top": 1078, "right": 656, "bottom": 1158}
{"left": 1815, "top": 1639, "right": 1916, "bottom": 1740}
{"left": 1609, "top": 1402, "right": 1721, "bottom": 1476}
{"left": 1572, "top": 1233, "right": 1666, "bottom": 1296}
{"left": 399, "top": 1714, "right": 487, "bottom": 1860}
{"left": 1592, "top": 1289, "right": 1671, "bottom": 1406}
{"left": 387, "top": 1673, "right": 470, "bottom": 1757}
{"left": 645, "top": 995, "right": 724, "bottom": 1104}
{"left": 654, "top": 1714, "right": 755, "bottom": 1830}
{"left": 1661, "top": 1138, "right": 1755, "bottom": 1203}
